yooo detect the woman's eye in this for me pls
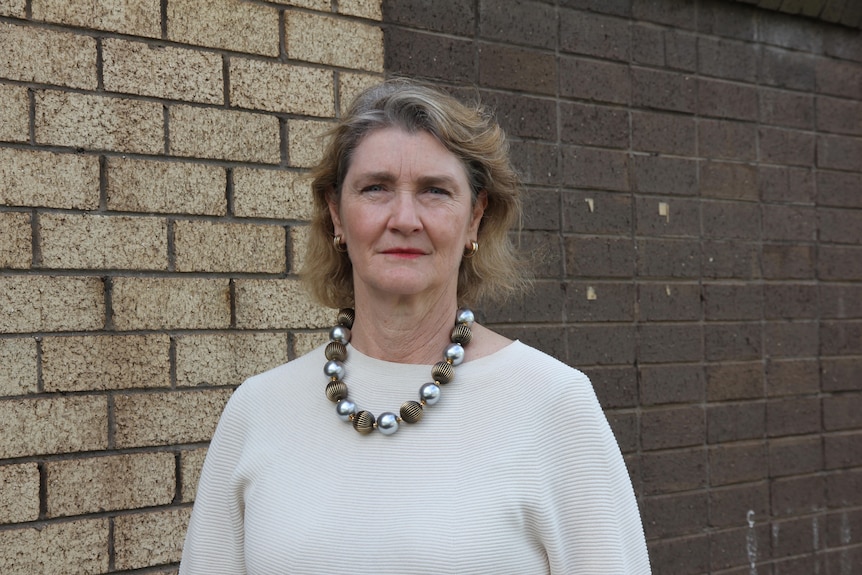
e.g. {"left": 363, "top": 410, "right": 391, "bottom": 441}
{"left": 426, "top": 187, "right": 451, "bottom": 196}
{"left": 361, "top": 184, "right": 384, "bottom": 192}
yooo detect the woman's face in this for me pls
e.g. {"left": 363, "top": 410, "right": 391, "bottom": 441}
{"left": 329, "top": 127, "right": 486, "bottom": 307}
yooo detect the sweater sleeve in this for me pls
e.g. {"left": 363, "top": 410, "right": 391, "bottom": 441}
{"left": 535, "top": 369, "right": 651, "bottom": 574}
{"left": 179, "top": 385, "right": 251, "bottom": 575}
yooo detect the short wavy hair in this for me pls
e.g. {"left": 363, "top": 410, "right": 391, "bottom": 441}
{"left": 302, "top": 79, "right": 529, "bottom": 309}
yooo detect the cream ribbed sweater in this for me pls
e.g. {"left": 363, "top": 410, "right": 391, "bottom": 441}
{"left": 179, "top": 341, "right": 651, "bottom": 574}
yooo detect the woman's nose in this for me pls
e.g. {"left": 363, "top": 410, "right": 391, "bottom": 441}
{"left": 388, "top": 191, "right": 422, "bottom": 232}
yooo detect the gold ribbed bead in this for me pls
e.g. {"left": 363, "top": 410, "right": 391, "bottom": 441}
{"left": 450, "top": 324, "right": 472, "bottom": 345}
{"left": 337, "top": 308, "right": 355, "bottom": 328}
{"left": 325, "top": 341, "right": 347, "bottom": 361}
{"left": 431, "top": 361, "right": 454, "bottom": 384}
{"left": 352, "top": 410, "right": 375, "bottom": 434}
{"left": 325, "top": 380, "right": 348, "bottom": 402}
{"left": 400, "top": 400, "right": 424, "bottom": 424}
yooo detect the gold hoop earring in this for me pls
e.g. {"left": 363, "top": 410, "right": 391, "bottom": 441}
{"left": 463, "top": 240, "right": 478, "bottom": 258}
{"left": 333, "top": 235, "right": 347, "bottom": 253}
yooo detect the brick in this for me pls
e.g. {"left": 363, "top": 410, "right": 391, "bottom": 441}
{"left": 637, "top": 282, "right": 701, "bottom": 321}
{"left": 823, "top": 25, "right": 862, "bottom": 61}
{"left": 766, "top": 358, "right": 819, "bottom": 397}
{"left": 761, "top": 204, "right": 816, "bottom": 242}
{"left": 759, "top": 88, "right": 814, "bottom": 129}
{"left": 267, "top": 0, "right": 328, "bottom": 9}
{"left": 765, "top": 321, "right": 819, "bottom": 358}
{"left": 821, "top": 320, "right": 862, "bottom": 356}
{"left": 631, "top": 156, "right": 698, "bottom": 196}
{"left": 818, "top": 134, "right": 862, "bottom": 171}
{"left": 509, "top": 141, "right": 559, "bottom": 186}
{"left": 230, "top": 59, "right": 334, "bottom": 117}
{"left": 702, "top": 200, "right": 760, "bottom": 240}
{"left": 665, "top": 30, "right": 697, "bottom": 72}
{"left": 822, "top": 357, "right": 862, "bottom": 393}
{"left": 708, "top": 401, "right": 765, "bottom": 443}
{"left": 762, "top": 243, "right": 814, "bottom": 280}
{"left": 699, "top": 161, "right": 758, "bottom": 201}
{"left": 289, "top": 224, "right": 310, "bottom": 274}
{"left": 773, "top": 474, "right": 827, "bottom": 516}
{"left": 710, "top": 525, "right": 771, "bottom": 571}
{"left": 114, "top": 389, "right": 233, "bottom": 448}
{"left": 0, "top": 211, "right": 31, "bottom": 269}
{"left": 0, "top": 22, "right": 96, "bottom": 89}
{"left": 170, "top": 105, "right": 280, "bottom": 163}
{"left": 561, "top": 146, "right": 629, "bottom": 191}
{"left": 568, "top": 324, "right": 636, "bottom": 366}
{"left": 339, "top": 0, "right": 381, "bottom": 19}
{"left": 824, "top": 547, "right": 862, "bottom": 575}
{"left": 42, "top": 334, "right": 170, "bottom": 392}
{"left": 705, "top": 322, "right": 762, "bottom": 361}
{"left": 639, "top": 323, "right": 702, "bottom": 363}
{"left": 817, "top": 96, "right": 862, "bottom": 136}
{"left": 106, "top": 157, "right": 226, "bottom": 216}
{"left": 46, "top": 452, "right": 174, "bottom": 517}
{"left": 0, "top": 0, "right": 25, "bottom": 17}
{"left": 235, "top": 279, "right": 331, "bottom": 329}
{"left": 288, "top": 119, "right": 330, "bottom": 168}
{"left": 631, "top": 25, "right": 665, "bottom": 68}
{"left": 563, "top": 190, "right": 630, "bottom": 234}
{"left": 823, "top": 392, "right": 862, "bottom": 431}
{"left": 632, "top": 0, "right": 696, "bottom": 28}
{"left": 175, "top": 333, "right": 288, "bottom": 388}
{"left": 0, "top": 276, "right": 104, "bottom": 333}
{"left": 479, "top": 44, "right": 556, "bottom": 95}
{"left": 698, "top": 78, "right": 758, "bottom": 121}
{"left": 103, "top": 38, "right": 222, "bottom": 105}
{"left": 760, "top": 126, "right": 816, "bottom": 166}
{"left": 381, "top": 0, "right": 474, "bottom": 34}
{"left": 180, "top": 447, "right": 207, "bottom": 502}
{"left": 821, "top": 284, "right": 862, "bottom": 319}
{"left": 174, "top": 220, "right": 285, "bottom": 273}
{"left": 40, "top": 213, "right": 168, "bottom": 270}
{"left": 0, "top": 395, "right": 107, "bottom": 458}
{"left": 820, "top": 208, "right": 862, "bottom": 245}
{"left": 0, "top": 148, "right": 99, "bottom": 210}
{"left": 826, "top": 469, "right": 862, "bottom": 507}
{"left": 709, "top": 441, "right": 768, "bottom": 486}
{"left": 0, "top": 463, "right": 39, "bottom": 524}
{"left": 636, "top": 196, "right": 700, "bottom": 238}
{"left": 709, "top": 483, "right": 769, "bottom": 529}
{"left": 487, "top": 279, "right": 564, "bottom": 323}
{"left": 233, "top": 167, "right": 313, "bottom": 221}
{"left": 631, "top": 111, "right": 696, "bottom": 155}
{"left": 0, "top": 338, "right": 37, "bottom": 396}
{"left": 287, "top": 12, "right": 383, "bottom": 72}
{"left": 641, "top": 406, "right": 704, "bottom": 450}
{"left": 168, "top": 0, "right": 278, "bottom": 56}
{"left": 706, "top": 361, "right": 764, "bottom": 401}
{"left": 698, "top": 36, "right": 757, "bottom": 82}
{"left": 337, "top": 72, "right": 383, "bottom": 115}
{"left": 826, "top": 508, "right": 862, "bottom": 548}
{"left": 35, "top": 91, "right": 162, "bottom": 154}
{"left": 606, "top": 411, "right": 638, "bottom": 453}
{"left": 632, "top": 68, "right": 695, "bottom": 112}
{"left": 640, "top": 364, "right": 704, "bottom": 406}
{"left": 759, "top": 47, "right": 816, "bottom": 91}
{"left": 763, "top": 284, "right": 818, "bottom": 320}
{"left": 647, "top": 535, "right": 710, "bottom": 574}
{"left": 559, "top": 9, "right": 630, "bottom": 60}
{"left": 760, "top": 165, "right": 814, "bottom": 204}
{"left": 566, "top": 282, "right": 634, "bottom": 322}
{"left": 0, "top": 84, "right": 29, "bottom": 143}
{"left": 642, "top": 448, "right": 707, "bottom": 495}
{"left": 816, "top": 58, "right": 862, "bottom": 99}
{"left": 483, "top": 0, "right": 557, "bottom": 50}
{"left": 560, "top": 102, "right": 628, "bottom": 148}
{"left": 698, "top": 119, "right": 757, "bottom": 161}
{"left": 641, "top": 491, "right": 709, "bottom": 539}
{"left": 477, "top": 91, "right": 557, "bottom": 141}
{"left": 767, "top": 396, "right": 821, "bottom": 437}
{"left": 0, "top": 519, "right": 109, "bottom": 575}
{"left": 704, "top": 283, "right": 762, "bottom": 321}
{"left": 819, "top": 246, "right": 862, "bottom": 281}
{"left": 561, "top": 57, "right": 631, "bottom": 105}
{"left": 588, "top": 366, "right": 638, "bottom": 409}
{"left": 566, "top": 237, "right": 634, "bottom": 277}
{"left": 32, "top": 0, "right": 160, "bottom": 37}
{"left": 817, "top": 170, "right": 862, "bottom": 208}
{"left": 770, "top": 436, "right": 823, "bottom": 479}
{"left": 637, "top": 238, "right": 700, "bottom": 278}
{"left": 292, "top": 330, "right": 329, "bottom": 359}
{"left": 384, "top": 28, "right": 474, "bottom": 84}
{"left": 114, "top": 507, "right": 191, "bottom": 570}
{"left": 112, "top": 277, "right": 230, "bottom": 331}
{"left": 522, "top": 188, "right": 561, "bottom": 231}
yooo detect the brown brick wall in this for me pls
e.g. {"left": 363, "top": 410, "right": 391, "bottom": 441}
{"left": 0, "top": 1, "right": 382, "bottom": 573}
{"left": 381, "top": 0, "right": 862, "bottom": 573}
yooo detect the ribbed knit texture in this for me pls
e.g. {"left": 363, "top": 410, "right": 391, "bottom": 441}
{"left": 180, "top": 341, "right": 651, "bottom": 574}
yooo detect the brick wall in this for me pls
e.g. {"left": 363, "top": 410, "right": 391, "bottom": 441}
{"left": 382, "top": 0, "right": 862, "bottom": 573}
{"left": 1, "top": 0, "right": 861, "bottom": 574}
{"left": 0, "top": 1, "right": 382, "bottom": 573}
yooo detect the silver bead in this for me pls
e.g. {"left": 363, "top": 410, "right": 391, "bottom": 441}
{"left": 324, "top": 359, "right": 345, "bottom": 380}
{"left": 456, "top": 308, "right": 474, "bottom": 326}
{"left": 376, "top": 412, "right": 400, "bottom": 435}
{"left": 444, "top": 343, "right": 465, "bottom": 366}
{"left": 336, "top": 399, "right": 356, "bottom": 421}
{"left": 329, "top": 325, "right": 351, "bottom": 345}
{"left": 420, "top": 382, "right": 441, "bottom": 405}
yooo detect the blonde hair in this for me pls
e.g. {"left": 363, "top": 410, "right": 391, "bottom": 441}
{"left": 302, "top": 79, "right": 530, "bottom": 308}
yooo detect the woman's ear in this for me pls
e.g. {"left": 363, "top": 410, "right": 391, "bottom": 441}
{"left": 470, "top": 190, "right": 488, "bottom": 235}
{"left": 327, "top": 188, "right": 343, "bottom": 236}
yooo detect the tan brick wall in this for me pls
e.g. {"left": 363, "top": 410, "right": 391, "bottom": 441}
{"left": 0, "top": 0, "right": 382, "bottom": 570}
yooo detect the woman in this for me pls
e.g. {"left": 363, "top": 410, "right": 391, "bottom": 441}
{"left": 180, "top": 80, "right": 651, "bottom": 574}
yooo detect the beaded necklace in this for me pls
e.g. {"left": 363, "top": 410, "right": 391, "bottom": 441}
{"left": 323, "top": 308, "right": 474, "bottom": 435}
